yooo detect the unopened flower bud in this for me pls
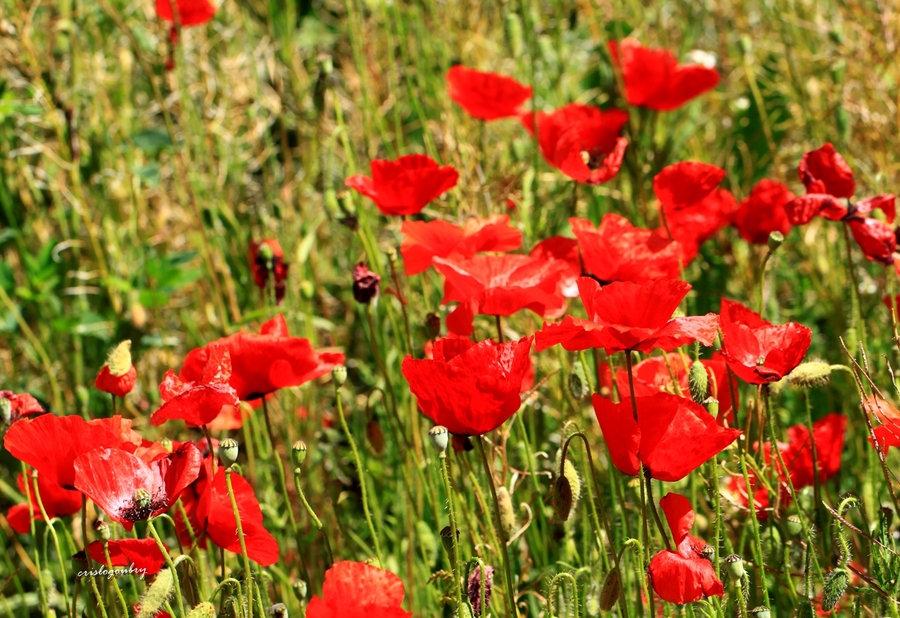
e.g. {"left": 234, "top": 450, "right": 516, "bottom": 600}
{"left": 332, "top": 365, "right": 347, "bottom": 386}
{"left": 749, "top": 606, "right": 771, "bottom": 618}
{"left": 568, "top": 360, "right": 590, "bottom": 400}
{"left": 724, "top": 554, "right": 745, "bottom": 579}
{"left": 300, "top": 280, "right": 315, "bottom": 301}
{"left": 424, "top": 313, "right": 441, "bottom": 340}
{"left": 496, "top": 486, "right": 515, "bottom": 538}
{"left": 94, "top": 519, "right": 112, "bottom": 541}
{"left": 822, "top": 568, "right": 848, "bottom": 611}
{"left": 789, "top": 361, "right": 833, "bottom": 388}
{"left": 767, "top": 231, "right": 784, "bottom": 252}
{"left": 439, "top": 525, "right": 458, "bottom": 560}
{"left": 185, "top": 603, "right": 215, "bottom": 618}
{"left": 218, "top": 438, "right": 239, "bottom": 468}
{"left": 689, "top": 361, "right": 709, "bottom": 404}
{"left": 599, "top": 569, "right": 621, "bottom": 611}
{"left": 256, "top": 242, "right": 275, "bottom": 264}
{"left": 467, "top": 565, "right": 494, "bottom": 616}
{"left": 429, "top": 425, "right": 449, "bottom": 455}
{"left": 352, "top": 262, "right": 381, "bottom": 304}
{"left": 137, "top": 568, "right": 174, "bottom": 618}
{"left": 550, "top": 473, "right": 574, "bottom": 522}
{"left": 292, "top": 441, "right": 308, "bottom": 468}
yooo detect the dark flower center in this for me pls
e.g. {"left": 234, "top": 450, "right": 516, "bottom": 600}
{"left": 119, "top": 488, "right": 167, "bottom": 522}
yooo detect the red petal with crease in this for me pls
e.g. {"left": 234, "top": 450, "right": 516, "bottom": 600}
{"left": 653, "top": 162, "right": 725, "bottom": 211}
{"left": 345, "top": 154, "right": 459, "bottom": 217}
{"left": 446, "top": 66, "right": 532, "bottom": 120}
{"left": 798, "top": 143, "right": 855, "bottom": 198}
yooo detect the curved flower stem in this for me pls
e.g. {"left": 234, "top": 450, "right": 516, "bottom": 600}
{"left": 335, "top": 382, "right": 384, "bottom": 567}
{"left": 81, "top": 496, "right": 109, "bottom": 618}
{"left": 476, "top": 437, "right": 518, "bottom": 618}
{"left": 547, "top": 571, "right": 580, "bottom": 618}
{"left": 292, "top": 466, "right": 335, "bottom": 566}
{"left": 260, "top": 400, "right": 304, "bottom": 558}
{"left": 642, "top": 470, "right": 671, "bottom": 552}
{"left": 102, "top": 542, "right": 129, "bottom": 618}
{"left": 757, "top": 247, "right": 775, "bottom": 317}
{"left": 437, "top": 452, "right": 465, "bottom": 611}
{"left": 223, "top": 467, "right": 254, "bottom": 618}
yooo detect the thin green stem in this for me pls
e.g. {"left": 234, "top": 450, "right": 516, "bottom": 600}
{"left": 31, "top": 475, "right": 72, "bottom": 617}
{"left": 82, "top": 496, "right": 109, "bottom": 618}
{"left": 223, "top": 468, "right": 254, "bottom": 618}
{"left": 260, "top": 400, "right": 303, "bottom": 555}
{"left": 292, "top": 467, "right": 335, "bottom": 566}
{"left": 438, "top": 454, "right": 465, "bottom": 612}
{"left": 102, "top": 542, "right": 130, "bottom": 618}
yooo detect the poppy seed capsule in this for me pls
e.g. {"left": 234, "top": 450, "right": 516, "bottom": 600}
{"left": 291, "top": 441, "right": 308, "bottom": 468}
{"left": 599, "top": 568, "right": 621, "bottom": 611}
{"left": 788, "top": 361, "right": 833, "bottom": 388}
{"left": 185, "top": 602, "right": 215, "bottom": 618}
{"left": 786, "top": 514, "right": 803, "bottom": 536}
{"left": 689, "top": 361, "right": 709, "bottom": 404}
{"left": 496, "top": 486, "right": 515, "bottom": 537}
{"left": 429, "top": 425, "right": 449, "bottom": 455}
{"left": 93, "top": 519, "right": 111, "bottom": 541}
{"left": 749, "top": 606, "right": 771, "bottom": 618}
{"left": 218, "top": 438, "right": 239, "bottom": 468}
{"left": 332, "top": 365, "right": 347, "bottom": 386}
{"left": 724, "top": 554, "right": 745, "bottom": 579}
{"left": 568, "top": 360, "right": 590, "bottom": 400}
{"left": 767, "top": 231, "right": 784, "bottom": 251}
{"left": 292, "top": 580, "right": 308, "bottom": 602}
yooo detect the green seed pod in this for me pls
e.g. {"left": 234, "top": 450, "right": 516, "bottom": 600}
{"left": 704, "top": 397, "right": 719, "bottom": 417}
{"left": 268, "top": 603, "right": 289, "bottom": 618}
{"left": 332, "top": 365, "right": 347, "bottom": 386}
{"left": 93, "top": 519, "right": 111, "bottom": 541}
{"left": 786, "top": 514, "right": 803, "bottom": 536}
{"left": 185, "top": 602, "right": 216, "bottom": 618}
{"left": 496, "top": 486, "right": 515, "bottom": 538}
{"left": 749, "top": 606, "right": 770, "bottom": 618}
{"left": 504, "top": 13, "right": 524, "bottom": 57}
{"left": 137, "top": 568, "right": 174, "bottom": 618}
{"left": 218, "top": 438, "right": 239, "bottom": 468}
{"left": 291, "top": 441, "right": 308, "bottom": 469}
{"left": 822, "top": 568, "right": 849, "bottom": 611}
{"left": 568, "top": 360, "right": 590, "bottom": 400}
{"left": 689, "top": 361, "right": 709, "bottom": 404}
{"left": 429, "top": 425, "right": 449, "bottom": 455}
{"left": 724, "top": 554, "right": 745, "bottom": 579}
{"left": 789, "top": 361, "right": 833, "bottom": 388}
{"left": 599, "top": 569, "right": 621, "bottom": 611}
{"left": 767, "top": 231, "right": 784, "bottom": 252}
{"left": 292, "top": 580, "right": 308, "bottom": 602}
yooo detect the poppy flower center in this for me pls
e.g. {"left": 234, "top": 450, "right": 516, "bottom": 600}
{"left": 580, "top": 149, "right": 608, "bottom": 171}
{"left": 120, "top": 488, "right": 166, "bottom": 523}
{"left": 756, "top": 356, "right": 766, "bottom": 366}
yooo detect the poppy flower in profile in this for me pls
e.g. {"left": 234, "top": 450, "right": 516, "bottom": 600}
{"left": 307, "top": 560, "right": 412, "bottom": 618}
{"left": 862, "top": 397, "right": 900, "bottom": 454}
{"left": 74, "top": 442, "right": 202, "bottom": 530}
{"left": 608, "top": 38, "right": 720, "bottom": 111}
{"left": 592, "top": 392, "right": 740, "bottom": 481}
{"left": 648, "top": 493, "right": 724, "bottom": 603}
{"left": 198, "top": 467, "right": 279, "bottom": 565}
{"left": 571, "top": 215, "right": 683, "bottom": 283}
{"left": 732, "top": 179, "right": 794, "bottom": 244}
{"left": 535, "top": 277, "right": 719, "bottom": 354}
{"left": 653, "top": 162, "right": 726, "bottom": 212}
{"left": 151, "top": 345, "right": 239, "bottom": 427}
{"left": 719, "top": 299, "right": 812, "bottom": 384}
{"left": 180, "top": 314, "right": 345, "bottom": 403}
{"left": 86, "top": 539, "right": 169, "bottom": 576}
{"left": 661, "top": 188, "right": 738, "bottom": 263}
{"left": 3, "top": 414, "right": 142, "bottom": 489}
{"left": 95, "top": 340, "right": 137, "bottom": 398}
{"left": 402, "top": 336, "right": 532, "bottom": 436}
{"left": 529, "top": 236, "right": 581, "bottom": 297}
{"left": 6, "top": 469, "right": 82, "bottom": 534}
{"left": 433, "top": 254, "right": 568, "bottom": 336}
{"left": 0, "top": 390, "right": 44, "bottom": 424}
{"left": 400, "top": 215, "right": 522, "bottom": 275}
{"left": 155, "top": 0, "right": 216, "bottom": 26}
{"left": 846, "top": 216, "right": 897, "bottom": 264}
{"left": 446, "top": 66, "right": 532, "bottom": 120}
{"left": 345, "top": 154, "right": 459, "bottom": 217}
{"left": 798, "top": 143, "right": 855, "bottom": 198}
{"left": 249, "top": 239, "right": 288, "bottom": 304}
{"left": 522, "top": 104, "right": 628, "bottom": 185}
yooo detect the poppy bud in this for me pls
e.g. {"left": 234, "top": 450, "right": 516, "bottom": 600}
{"left": 218, "top": 438, "right": 239, "bottom": 468}
{"left": 0, "top": 398, "right": 10, "bottom": 424}
{"left": 467, "top": 565, "right": 494, "bottom": 616}
{"left": 689, "top": 361, "right": 709, "bottom": 404}
{"left": 599, "top": 568, "right": 621, "bottom": 611}
{"left": 786, "top": 514, "right": 803, "bottom": 536}
{"left": 186, "top": 603, "right": 215, "bottom": 618}
{"left": 795, "top": 600, "right": 815, "bottom": 618}
{"left": 788, "top": 361, "right": 833, "bottom": 388}
{"left": 767, "top": 231, "right": 784, "bottom": 252}
{"left": 292, "top": 580, "right": 308, "bottom": 602}
{"left": 457, "top": 602, "right": 474, "bottom": 618}
{"left": 496, "top": 486, "right": 515, "bottom": 537}
{"left": 567, "top": 360, "right": 590, "bottom": 400}
{"left": 429, "top": 425, "right": 450, "bottom": 455}
{"left": 749, "top": 606, "right": 770, "bottom": 618}
{"left": 268, "top": 603, "right": 288, "bottom": 618}
{"left": 137, "top": 568, "right": 174, "bottom": 618}
{"left": 550, "top": 474, "right": 574, "bottom": 522}
{"left": 724, "top": 554, "right": 745, "bottom": 579}
{"left": 291, "top": 441, "right": 307, "bottom": 469}
{"left": 352, "top": 262, "right": 381, "bottom": 304}
{"left": 94, "top": 519, "right": 112, "bottom": 541}
{"left": 332, "top": 365, "right": 347, "bottom": 386}
{"left": 822, "top": 568, "right": 848, "bottom": 611}
{"left": 424, "top": 312, "right": 441, "bottom": 340}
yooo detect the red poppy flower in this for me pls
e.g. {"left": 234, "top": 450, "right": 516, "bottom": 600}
{"left": 862, "top": 397, "right": 900, "bottom": 454}
{"left": 307, "top": 560, "right": 412, "bottom": 618}
{"left": 198, "top": 467, "right": 279, "bottom": 566}
{"left": 4, "top": 414, "right": 142, "bottom": 490}
{"left": 151, "top": 345, "right": 239, "bottom": 427}
{"left": 250, "top": 239, "right": 289, "bottom": 304}
{"left": 571, "top": 215, "right": 683, "bottom": 283}
{"left": 608, "top": 38, "right": 720, "bottom": 111}
{"left": 87, "top": 538, "right": 169, "bottom": 576}
{"left": 433, "top": 254, "right": 568, "bottom": 337}
{"left": 653, "top": 162, "right": 726, "bottom": 212}
{"left": 402, "top": 336, "right": 532, "bottom": 436}
{"left": 400, "top": 215, "right": 522, "bottom": 275}
{"left": 732, "top": 179, "right": 794, "bottom": 244}
{"left": 74, "top": 442, "right": 202, "bottom": 530}
{"left": 798, "top": 143, "right": 855, "bottom": 198}
{"left": 0, "top": 390, "right": 44, "bottom": 423}
{"left": 593, "top": 392, "right": 740, "bottom": 481}
{"left": 662, "top": 188, "right": 738, "bottom": 263}
{"left": 612, "top": 353, "right": 738, "bottom": 426}
{"left": 345, "top": 154, "right": 459, "bottom": 217}
{"left": 535, "top": 277, "right": 718, "bottom": 354}
{"left": 785, "top": 192, "right": 896, "bottom": 225}
{"left": 180, "top": 314, "right": 345, "bottom": 403}
{"left": 529, "top": 236, "right": 581, "bottom": 297}
{"left": 446, "top": 66, "right": 532, "bottom": 120}
{"left": 522, "top": 104, "right": 628, "bottom": 185}
{"left": 719, "top": 299, "right": 812, "bottom": 384}
{"left": 648, "top": 493, "right": 724, "bottom": 603}
{"left": 6, "top": 469, "right": 82, "bottom": 534}
{"left": 94, "top": 340, "right": 137, "bottom": 398}
{"left": 155, "top": 0, "right": 216, "bottom": 26}
{"left": 847, "top": 217, "right": 897, "bottom": 264}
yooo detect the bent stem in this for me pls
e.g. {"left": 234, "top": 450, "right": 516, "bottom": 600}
{"left": 223, "top": 467, "right": 254, "bottom": 618}
{"left": 437, "top": 453, "right": 465, "bottom": 611}
{"left": 476, "top": 437, "right": 518, "bottom": 617}
{"left": 292, "top": 467, "right": 335, "bottom": 566}
{"left": 260, "top": 399, "right": 305, "bottom": 564}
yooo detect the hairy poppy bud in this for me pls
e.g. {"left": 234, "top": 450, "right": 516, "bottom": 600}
{"left": 137, "top": 568, "right": 174, "bottom": 618}
{"left": 186, "top": 603, "right": 215, "bottom": 618}
{"left": 553, "top": 458, "right": 582, "bottom": 522}
{"left": 424, "top": 312, "right": 441, "bottom": 340}
{"left": 218, "top": 438, "right": 239, "bottom": 468}
{"left": 429, "top": 425, "right": 449, "bottom": 455}
{"left": 599, "top": 568, "right": 621, "bottom": 611}
{"left": 689, "top": 361, "right": 709, "bottom": 404}
{"left": 550, "top": 474, "right": 574, "bottom": 522}
{"left": 749, "top": 606, "right": 770, "bottom": 618}
{"left": 724, "top": 554, "right": 745, "bottom": 579}
{"left": 767, "top": 231, "right": 784, "bottom": 252}
{"left": 352, "top": 262, "right": 381, "bottom": 304}
{"left": 292, "top": 580, "right": 308, "bottom": 602}
{"left": 467, "top": 565, "right": 494, "bottom": 616}
{"left": 822, "top": 568, "right": 848, "bottom": 611}
{"left": 789, "top": 361, "right": 833, "bottom": 388}
{"left": 568, "top": 360, "right": 590, "bottom": 400}
{"left": 292, "top": 441, "right": 307, "bottom": 469}
{"left": 496, "top": 486, "right": 515, "bottom": 537}
{"left": 795, "top": 599, "right": 815, "bottom": 618}
{"left": 332, "top": 365, "right": 347, "bottom": 386}
{"left": 268, "top": 603, "right": 288, "bottom": 618}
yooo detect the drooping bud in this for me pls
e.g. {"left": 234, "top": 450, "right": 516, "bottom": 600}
{"left": 93, "top": 519, "right": 112, "bottom": 541}
{"left": 429, "top": 425, "right": 450, "bottom": 456}
{"left": 424, "top": 312, "right": 441, "bottom": 340}
{"left": 137, "top": 568, "right": 174, "bottom": 618}
{"left": 332, "top": 365, "right": 347, "bottom": 386}
{"left": 724, "top": 554, "right": 745, "bottom": 579}
{"left": 749, "top": 606, "right": 771, "bottom": 618}
{"left": 467, "top": 565, "right": 494, "bottom": 616}
{"left": 352, "top": 262, "right": 381, "bottom": 304}
{"left": 218, "top": 438, "right": 239, "bottom": 468}
{"left": 689, "top": 361, "right": 709, "bottom": 404}
{"left": 550, "top": 474, "right": 574, "bottom": 522}
{"left": 567, "top": 359, "right": 590, "bottom": 400}
{"left": 292, "top": 441, "right": 308, "bottom": 469}
{"left": 599, "top": 568, "right": 621, "bottom": 611}
{"left": 366, "top": 418, "right": 385, "bottom": 455}
{"left": 439, "top": 525, "right": 458, "bottom": 560}
{"left": 496, "top": 486, "right": 515, "bottom": 538}
{"left": 268, "top": 603, "right": 288, "bottom": 618}
{"left": 788, "top": 361, "right": 834, "bottom": 388}
{"left": 555, "top": 458, "right": 582, "bottom": 521}
{"left": 821, "top": 568, "right": 848, "bottom": 611}
{"left": 767, "top": 231, "right": 784, "bottom": 252}
{"left": 107, "top": 340, "right": 133, "bottom": 377}
{"left": 504, "top": 12, "right": 523, "bottom": 57}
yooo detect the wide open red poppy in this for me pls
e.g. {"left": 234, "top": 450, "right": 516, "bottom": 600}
{"left": 74, "top": 442, "right": 202, "bottom": 530}
{"left": 719, "top": 299, "right": 812, "bottom": 384}
{"left": 402, "top": 336, "right": 532, "bottom": 436}
{"left": 400, "top": 215, "right": 522, "bottom": 275}
{"left": 86, "top": 538, "right": 169, "bottom": 576}
{"left": 0, "top": 390, "right": 44, "bottom": 423}
{"left": 345, "top": 154, "right": 459, "bottom": 217}
{"left": 592, "top": 392, "right": 740, "bottom": 481}
{"left": 6, "top": 469, "right": 82, "bottom": 534}
{"left": 250, "top": 239, "right": 289, "bottom": 304}
{"left": 433, "top": 254, "right": 567, "bottom": 336}
{"left": 608, "top": 38, "right": 720, "bottom": 111}
{"left": 198, "top": 467, "right": 279, "bottom": 566}
{"left": 535, "top": 277, "right": 718, "bottom": 354}
{"left": 522, "top": 104, "right": 628, "bottom": 185}
{"left": 446, "top": 66, "right": 532, "bottom": 120}
{"left": 732, "top": 179, "right": 794, "bottom": 244}
{"left": 648, "top": 493, "right": 724, "bottom": 603}
{"left": 4, "top": 414, "right": 142, "bottom": 490}
{"left": 307, "top": 560, "right": 412, "bottom": 618}
{"left": 862, "top": 397, "right": 900, "bottom": 454}
{"left": 180, "top": 314, "right": 345, "bottom": 403}
{"left": 798, "top": 143, "right": 855, "bottom": 198}
{"left": 571, "top": 215, "right": 682, "bottom": 283}
{"left": 152, "top": 345, "right": 239, "bottom": 427}
{"left": 155, "top": 0, "right": 216, "bottom": 26}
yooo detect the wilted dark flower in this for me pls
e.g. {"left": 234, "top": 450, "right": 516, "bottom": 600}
{"left": 352, "top": 263, "right": 381, "bottom": 304}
